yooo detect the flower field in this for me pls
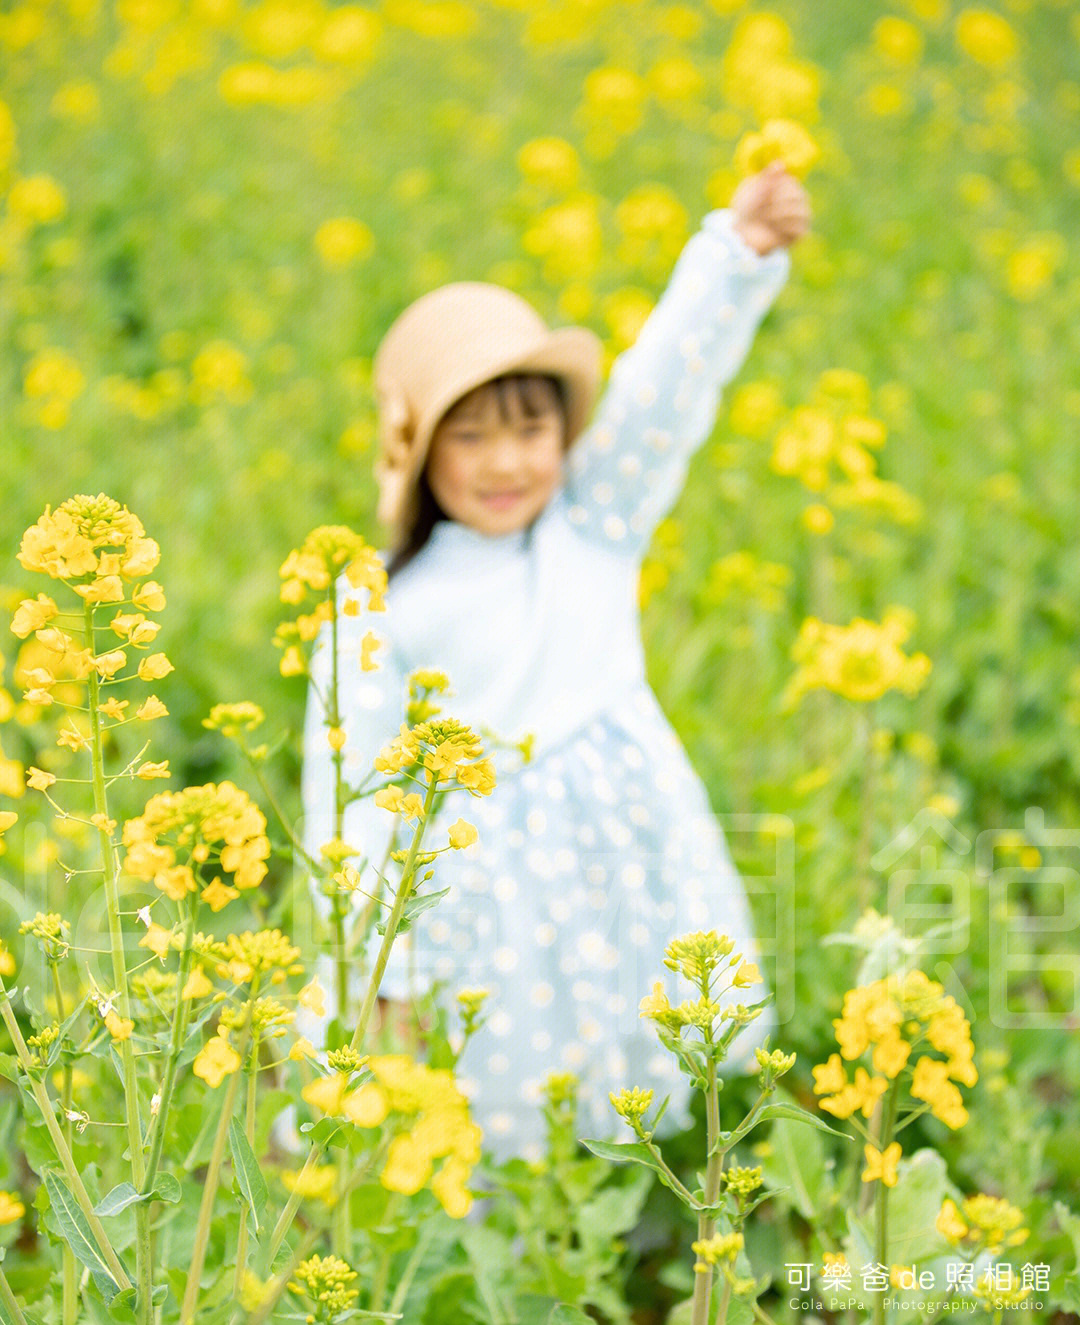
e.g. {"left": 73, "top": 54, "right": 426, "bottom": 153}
{"left": 2, "top": 1, "right": 1080, "bottom": 1322}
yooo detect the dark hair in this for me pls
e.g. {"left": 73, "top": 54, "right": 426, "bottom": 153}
{"left": 385, "top": 373, "right": 567, "bottom": 581}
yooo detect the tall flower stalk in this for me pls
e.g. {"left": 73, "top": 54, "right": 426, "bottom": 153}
{"left": 585, "top": 930, "right": 830, "bottom": 1325}
{"left": 812, "top": 966, "right": 978, "bottom": 1314}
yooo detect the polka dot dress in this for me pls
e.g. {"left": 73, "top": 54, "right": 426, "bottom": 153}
{"left": 302, "top": 209, "right": 790, "bottom": 1162}
{"left": 376, "top": 701, "right": 775, "bottom": 1162}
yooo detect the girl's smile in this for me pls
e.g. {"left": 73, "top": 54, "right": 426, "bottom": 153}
{"left": 425, "top": 376, "right": 566, "bottom": 537}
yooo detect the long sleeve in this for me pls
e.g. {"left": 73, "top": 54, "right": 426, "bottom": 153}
{"left": 562, "top": 209, "right": 789, "bottom": 557}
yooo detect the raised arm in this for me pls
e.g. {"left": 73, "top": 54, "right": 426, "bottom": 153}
{"left": 563, "top": 182, "right": 801, "bottom": 557}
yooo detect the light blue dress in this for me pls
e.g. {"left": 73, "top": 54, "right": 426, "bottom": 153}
{"left": 301, "top": 210, "right": 789, "bottom": 1161}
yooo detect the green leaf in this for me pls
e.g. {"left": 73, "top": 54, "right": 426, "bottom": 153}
{"left": 547, "top": 1308, "right": 593, "bottom": 1325}
{"left": 580, "top": 1139, "right": 702, "bottom": 1210}
{"left": 715, "top": 1098, "right": 851, "bottom": 1152}
{"left": 43, "top": 1171, "right": 124, "bottom": 1304}
{"left": 576, "top": 1168, "right": 653, "bottom": 1246}
{"left": 151, "top": 1173, "right": 182, "bottom": 1204}
{"left": 760, "top": 1116, "right": 826, "bottom": 1219}
{"left": 93, "top": 1184, "right": 142, "bottom": 1217}
{"left": 228, "top": 1117, "right": 268, "bottom": 1234}
{"left": 92, "top": 1173, "right": 181, "bottom": 1218}
{"left": 379, "top": 887, "right": 450, "bottom": 934}
{"left": 886, "top": 1148, "right": 950, "bottom": 1265}
{"left": 1054, "top": 1201, "right": 1080, "bottom": 1268}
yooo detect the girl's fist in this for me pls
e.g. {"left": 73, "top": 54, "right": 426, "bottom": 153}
{"left": 731, "top": 161, "right": 811, "bottom": 256}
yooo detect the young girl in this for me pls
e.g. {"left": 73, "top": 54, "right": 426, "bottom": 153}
{"left": 302, "top": 163, "right": 809, "bottom": 1161}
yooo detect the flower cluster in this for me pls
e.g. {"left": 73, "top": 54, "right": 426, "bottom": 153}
{"left": 211, "top": 930, "right": 303, "bottom": 985}
{"left": 122, "top": 782, "right": 270, "bottom": 910}
{"left": 783, "top": 607, "right": 931, "bottom": 709}
{"left": 734, "top": 118, "right": 819, "bottom": 178}
{"left": 17, "top": 493, "right": 159, "bottom": 585}
{"left": 275, "top": 525, "right": 386, "bottom": 678}
{"left": 936, "top": 1194, "right": 1029, "bottom": 1253}
{"left": 692, "top": 1231, "right": 743, "bottom": 1273}
{"left": 288, "top": 1253, "right": 359, "bottom": 1319}
{"left": 18, "top": 911, "right": 70, "bottom": 961}
{"left": 201, "top": 701, "right": 265, "bottom": 738}
{"left": 301, "top": 1054, "right": 481, "bottom": 1218}
{"left": 637, "top": 931, "right": 763, "bottom": 1039}
{"left": 610, "top": 1086, "right": 654, "bottom": 1138}
{"left": 12, "top": 497, "right": 172, "bottom": 741}
{"left": 815, "top": 969, "right": 977, "bottom": 1185}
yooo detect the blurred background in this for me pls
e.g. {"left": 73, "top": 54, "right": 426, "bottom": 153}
{"left": 2, "top": 0, "right": 1079, "bottom": 1212}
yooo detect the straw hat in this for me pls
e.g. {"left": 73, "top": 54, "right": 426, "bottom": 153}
{"left": 372, "top": 282, "right": 603, "bottom": 539}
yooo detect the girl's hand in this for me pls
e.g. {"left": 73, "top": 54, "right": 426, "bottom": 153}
{"left": 731, "top": 161, "right": 811, "bottom": 256}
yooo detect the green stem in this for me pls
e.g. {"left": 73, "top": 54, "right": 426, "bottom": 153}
{"left": 141, "top": 898, "right": 197, "bottom": 1195}
{"left": 243, "top": 1223, "right": 322, "bottom": 1325}
{"left": 855, "top": 704, "right": 876, "bottom": 913}
{"left": 388, "top": 1217, "right": 437, "bottom": 1315}
{"left": 871, "top": 1080, "right": 902, "bottom": 1325}
{"left": 349, "top": 776, "right": 440, "bottom": 1056}
{"left": 180, "top": 1006, "right": 255, "bottom": 1324}
{"left": 326, "top": 601, "right": 355, "bottom": 1258}
{"left": 232, "top": 1032, "right": 261, "bottom": 1302}
{"left": 84, "top": 603, "right": 152, "bottom": 1321}
{"left": 369, "top": 1193, "right": 403, "bottom": 1313}
{"left": 49, "top": 960, "right": 78, "bottom": 1325}
{"left": 692, "top": 1052, "right": 724, "bottom": 1325}
{"left": 0, "top": 1264, "right": 28, "bottom": 1325}
{"left": 245, "top": 755, "right": 322, "bottom": 877}
{"left": 267, "top": 777, "right": 440, "bottom": 1278}
{"left": 0, "top": 984, "right": 131, "bottom": 1290}
{"left": 264, "top": 1139, "right": 329, "bottom": 1270}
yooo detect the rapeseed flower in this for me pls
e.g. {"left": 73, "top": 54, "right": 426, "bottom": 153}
{"left": 936, "top": 1194, "right": 1029, "bottom": 1251}
{"left": 783, "top": 608, "right": 931, "bottom": 708}
{"left": 314, "top": 217, "right": 374, "bottom": 267}
{"left": 734, "top": 118, "right": 819, "bottom": 178}
{"left": 19, "top": 494, "right": 158, "bottom": 583}
{"left": 862, "top": 1140, "right": 902, "bottom": 1187}
{"left": 122, "top": 782, "right": 270, "bottom": 900}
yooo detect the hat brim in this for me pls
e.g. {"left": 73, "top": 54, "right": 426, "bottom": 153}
{"left": 410, "top": 325, "right": 604, "bottom": 472}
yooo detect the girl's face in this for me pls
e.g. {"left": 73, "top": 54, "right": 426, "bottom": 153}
{"left": 425, "top": 376, "right": 565, "bottom": 537}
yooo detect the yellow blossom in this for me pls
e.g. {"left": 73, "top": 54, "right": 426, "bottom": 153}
{"left": 137, "top": 653, "right": 174, "bottom": 681}
{"left": 198, "top": 878, "right": 237, "bottom": 912}
{"left": 342, "top": 1082, "right": 389, "bottom": 1128}
{"left": 862, "top": 1141, "right": 901, "bottom": 1187}
{"left": 955, "top": 9, "right": 1018, "bottom": 66}
{"left": 11, "top": 594, "right": 59, "bottom": 639}
{"left": 289, "top": 1036, "right": 316, "bottom": 1061}
{"left": 26, "top": 767, "right": 56, "bottom": 791}
{"left": 302, "top": 1073, "right": 349, "bottom": 1116}
{"left": 0, "top": 1192, "right": 25, "bottom": 1225}
{"left": 182, "top": 967, "right": 214, "bottom": 1000}
{"left": 136, "top": 760, "right": 170, "bottom": 780}
{"left": 280, "top": 1163, "right": 338, "bottom": 1206}
{"left": 936, "top": 1197, "right": 969, "bottom": 1244}
{"left": 735, "top": 119, "right": 819, "bottom": 178}
{"left": 360, "top": 630, "right": 380, "bottom": 671}
{"left": 447, "top": 818, "right": 478, "bottom": 849}
{"left": 298, "top": 978, "right": 326, "bottom": 1016}
{"left": 193, "top": 1034, "right": 241, "bottom": 1088}
{"left": 314, "top": 217, "right": 374, "bottom": 267}
{"left": 105, "top": 1010, "right": 134, "bottom": 1040}
{"left": 517, "top": 136, "right": 580, "bottom": 191}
